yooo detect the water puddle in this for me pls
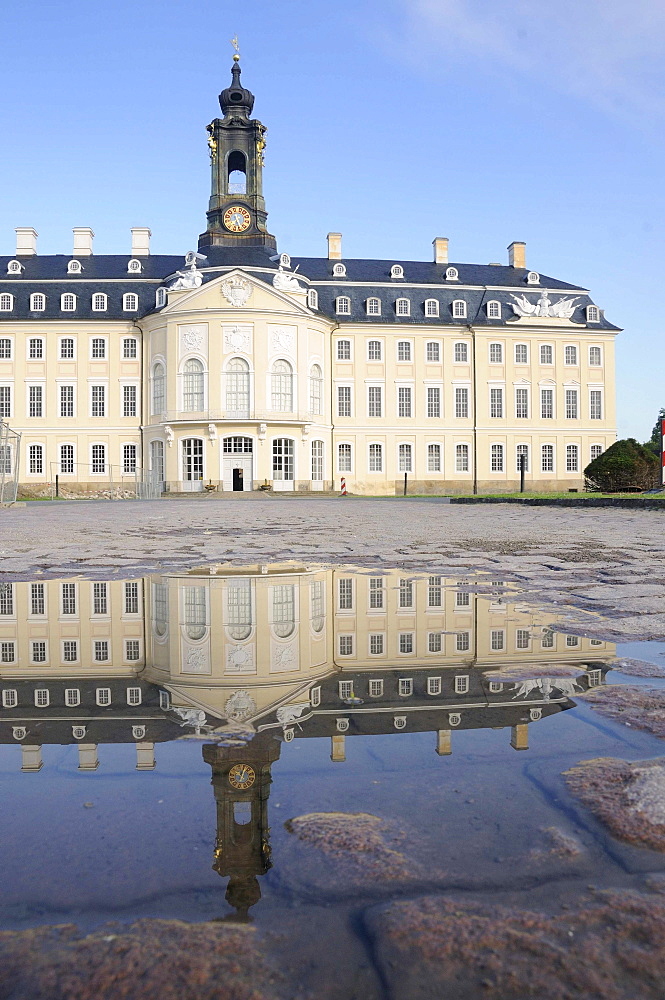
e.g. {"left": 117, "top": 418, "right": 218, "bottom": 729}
{"left": 1, "top": 565, "right": 664, "bottom": 998}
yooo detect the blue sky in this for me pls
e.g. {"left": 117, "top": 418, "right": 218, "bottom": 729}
{"left": 0, "top": 0, "right": 662, "bottom": 439}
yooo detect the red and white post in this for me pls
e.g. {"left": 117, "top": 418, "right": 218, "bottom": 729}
{"left": 340, "top": 477, "right": 347, "bottom": 496}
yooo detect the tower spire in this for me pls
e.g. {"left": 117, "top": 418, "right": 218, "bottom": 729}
{"left": 198, "top": 56, "right": 276, "bottom": 251}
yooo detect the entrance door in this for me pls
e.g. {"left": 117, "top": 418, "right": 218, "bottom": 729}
{"left": 222, "top": 456, "right": 253, "bottom": 491}
{"left": 182, "top": 438, "right": 203, "bottom": 492}
{"left": 150, "top": 440, "right": 165, "bottom": 492}
{"left": 232, "top": 467, "right": 244, "bottom": 491}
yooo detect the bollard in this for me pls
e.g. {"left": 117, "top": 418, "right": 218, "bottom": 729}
{"left": 340, "top": 477, "right": 347, "bottom": 496}
{"left": 519, "top": 453, "right": 526, "bottom": 493}
{"left": 404, "top": 472, "right": 408, "bottom": 496}
{"left": 55, "top": 474, "right": 59, "bottom": 498}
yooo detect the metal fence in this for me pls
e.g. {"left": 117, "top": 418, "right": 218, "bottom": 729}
{"left": 46, "top": 463, "right": 163, "bottom": 500}
{"left": 0, "top": 420, "right": 21, "bottom": 504}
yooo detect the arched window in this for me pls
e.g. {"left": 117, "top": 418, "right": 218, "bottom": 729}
{"left": 369, "top": 443, "right": 382, "bottom": 472}
{"left": 272, "top": 438, "right": 295, "bottom": 481}
{"left": 59, "top": 445, "right": 73, "bottom": 475}
{"left": 67, "top": 260, "right": 82, "bottom": 274}
{"left": 61, "top": 293, "right": 76, "bottom": 311}
{"left": 7, "top": 260, "right": 21, "bottom": 275}
{"left": 566, "top": 444, "right": 579, "bottom": 472}
{"left": 336, "top": 296, "right": 351, "bottom": 315}
{"left": 452, "top": 300, "right": 466, "bottom": 318}
{"left": 425, "top": 299, "right": 439, "bottom": 317}
{"left": 396, "top": 298, "right": 410, "bottom": 316}
{"left": 333, "top": 262, "right": 346, "bottom": 277}
{"left": 0, "top": 338, "right": 11, "bottom": 359}
{"left": 338, "top": 443, "right": 352, "bottom": 472}
{"left": 30, "top": 293, "right": 45, "bottom": 311}
{"left": 271, "top": 360, "right": 293, "bottom": 411}
{"left": 428, "top": 443, "right": 441, "bottom": 472}
{"left": 227, "top": 149, "right": 247, "bottom": 193}
{"left": 587, "top": 305, "right": 600, "bottom": 322}
{"left": 366, "top": 297, "right": 381, "bottom": 315}
{"left": 368, "top": 340, "right": 382, "bottom": 360}
{"left": 456, "top": 443, "right": 469, "bottom": 471}
{"left": 390, "top": 264, "right": 404, "bottom": 278}
{"left": 92, "top": 293, "right": 107, "bottom": 312}
{"left": 183, "top": 358, "right": 204, "bottom": 411}
{"left": 527, "top": 271, "right": 540, "bottom": 285}
{"left": 156, "top": 288, "right": 167, "bottom": 307}
{"left": 309, "top": 364, "right": 322, "bottom": 415}
{"left": 0, "top": 294, "right": 13, "bottom": 312}
{"left": 123, "top": 293, "right": 138, "bottom": 311}
{"left": 487, "top": 300, "right": 501, "bottom": 319}
{"left": 446, "top": 267, "right": 459, "bottom": 281}
{"left": 225, "top": 357, "right": 250, "bottom": 417}
{"left": 29, "top": 444, "right": 44, "bottom": 475}
{"left": 127, "top": 258, "right": 142, "bottom": 273}
{"left": 280, "top": 253, "right": 291, "bottom": 268}
{"left": 307, "top": 288, "right": 318, "bottom": 310}
{"left": 152, "top": 362, "right": 165, "bottom": 415}
{"left": 398, "top": 443, "right": 412, "bottom": 472}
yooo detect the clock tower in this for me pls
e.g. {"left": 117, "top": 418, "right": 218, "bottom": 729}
{"left": 198, "top": 56, "right": 277, "bottom": 251}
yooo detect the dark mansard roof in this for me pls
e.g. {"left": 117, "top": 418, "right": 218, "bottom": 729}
{"left": 0, "top": 247, "right": 619, "bottom": 330}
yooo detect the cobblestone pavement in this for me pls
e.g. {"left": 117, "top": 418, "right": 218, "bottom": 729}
{"left": 1, "top": 497, "right": 664, "bottom": 639}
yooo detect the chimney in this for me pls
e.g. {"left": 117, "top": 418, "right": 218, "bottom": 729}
{"left": 510, "top": 723, "right": 529, "bottom": 751}
{"left": 327, "top": 232, "right": 342, "bottom": 260}
{"left": 136, "top": 742, "right": 156, "bottom": 770}
{"left": 77, "top": 744, "right": 99, "bottom": 771}
{"left": 21, "top": 745, "right": 43, "bottom": 772}
{"left": 131, "top": 227, "right": 151, "bottom": 256}
{"left": 507, "top": 241, "right": 526, "bottom": 269}
{"left": 436, "top": 729, "right": 452, "bottom": 755}
{"left": 15, "top": 227, "right": 38, "bottom": 256}
{"left": 330, "top": 735, "right": 346, "bottom": 762}
{"left": 432, "top": 237, "right": 449, "bottom": 265}
{"left": 73, "top": 227, "right": 94, "bottom": 256}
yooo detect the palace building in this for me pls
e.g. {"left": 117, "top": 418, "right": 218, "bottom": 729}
{"left": 0, "top": 57, "right": 619, "bottom": 496}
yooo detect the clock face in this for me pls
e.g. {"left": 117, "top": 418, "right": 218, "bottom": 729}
{"left": 223, "top": 205, "right": 251, "bottom": 233}
{"left": 228, "top": 763, "right": 256, "bottom": 789}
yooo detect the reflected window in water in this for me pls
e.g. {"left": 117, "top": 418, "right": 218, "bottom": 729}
{"left": 338, "top": 578, "right": 353, "bottom": 611}
{"left": 455, "top": 675, "right": 469, "bottom": 694}
{"left": 369, "top": 633, "right": 384, "bottom": 655}
{"left": 233, "top": 801, "right": 252, "bottom": 826}
{"left": 227, "top": 579, "right": 252, "bottom": 640}
{"left": 427, "top": 676, "right": 442, "bottom": 695}
{"left": 152, "top": 583, "right": 168, "bottom": 638}
{"left": 428, "top": 632, "right": 443, "bottom": 653}
{"left": 456, "top": 631, "right": 470, "bottom": 652}
{"left": 310, "top": 580, "right": 325, "bottom": 633}
{"left": 399, "top": 633, "right": 413, "bottom": 654}
{"left": 491, "top": 629, "right": 505, "bottom": 651}
{"left": 428, "top": 576, "right": 442, "bottom": 608}
{"left": 516, "top": 629, "right": 530, "bottom": 649}
{"left": 0, "top": 583, "right": 14, "bottom": 616}
{"left": 369, "top": 679, "right": 383, "bottom": 697}
{"left": 399, "top": 678, "right": 413, "bottom": 697}
{"left": 30, "top": 582, "right": 45, "bottom": 616}
{"left": 184, "top": 586, "right": 207, "bottom": 640}
{"left": 93, "top": 582, "right": 108, "bottom": 616}
{"left": 339, "top": 635, "right": 353, "bottom": 656}
{"left": 541, "top": 628, "right": 554, "bottom": 648}
{"left": 369, "top": 577, "right": 384, "bottom": 610}
{"left": 272, "top": 585, "right": 295, "bottom": 638}
{"left": 399, "top": 579, "right": 413, "bottom": 609}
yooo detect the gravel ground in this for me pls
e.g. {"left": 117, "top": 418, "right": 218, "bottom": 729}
{"left": 1, "top": 497, "right": 664, "bottom": 638}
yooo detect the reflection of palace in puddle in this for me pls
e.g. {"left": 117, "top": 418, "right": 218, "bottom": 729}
{"left": 0, "top": 566, "right": 613, "bottom": 915}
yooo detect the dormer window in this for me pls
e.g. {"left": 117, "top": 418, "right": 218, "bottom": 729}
{"left": 335, "top": 296, "right": 351, "bottom": 315}
{"left": 280, "top": 253, "right": 291, "bottom": 268}
{"left": 586, "top": 305, "right": 600, "bottom": 322}
{"left": 452, "top": 300, "right": 466, "bottom": 319}
{"left": 156, "top": 287, "right": 167, "bottom": 307}
{"left": 395, "top": 297, "right": 410, "bottom": 316}
{"left": 123, "top": 293, "right": 139, "bottom": 312}
{"left": 61, "top": 293, "right": 76, "bottom": 311}
{"left": 527, "top": 271, "right": 540, "bottom": 285}
{"left": 67, "top": 260, "right": 82, "bottom": 274}
{"left": 446, "top": 267, "right": 459, "bottom": 281}
{"left": 127, "top": 258, "right": 142, "bottom": 273}
{"left": 333, "top": 262, "right": 346, "bottom": 277}
{"left": 425, "top": 299, "right": 439, "bottom": 317}
{"left": 0, "top": 294, "right": 14, "bottom": 312}
{"left": 92, "top": 293, "right": 108, "bottom": 312}
{"left": 487, "top": 300, "right": 502, "bottom": 319}
{"left": 307, "top": 288, "right": 318, "bottom": 310}
{"left": 7, "top": 260, "right": 22, "bottom": 275}
{"left": 30, "top": 293, "right": 45, "bottom": 311}
{"left": 390, "top": 264, "right": 404, "bottom": 279}
{"left": 367, "top": 297, "right": 381, "bottom": 316}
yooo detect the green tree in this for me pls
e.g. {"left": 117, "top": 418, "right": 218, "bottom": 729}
{"left": 585, "top": 438, "right": 660, "bottom": 492}
{"left": 644, "top": 407, "right": 665, "bottom": 458}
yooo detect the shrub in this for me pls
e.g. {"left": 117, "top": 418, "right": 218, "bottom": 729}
{"left": 585, "top": 438, "right": 660, "bottom": 492}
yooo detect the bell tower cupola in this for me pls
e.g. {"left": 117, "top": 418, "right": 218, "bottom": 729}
{"left": 198, "top": 54, "right": 276, "bottom": 251}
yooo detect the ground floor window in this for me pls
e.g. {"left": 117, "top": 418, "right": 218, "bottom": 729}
{"left": 427, "top": 443, "right": 441, "bottom": 472}
{"left": 123, "top": 444, "right": 137, "bottom": 474}
{"left": 516, "top": 444, "right": 529, "bottom": 473}
{"left": 490, "top": 444, "right": 504, "bottom": 472}
{"left": 273, "top": 438, "right": 295, "bottom": 481}
{"left": 541, "top": 445, "right": 554, "bottom": 473}
{"left": 369, "top": 443, "right": 382, "bottom": 472}
{"left": 29, "top": 444, "right": 43, "bottom": 475}
{"left": 398, "top": 443, "right": 412, "bottom": 473}
{"left": 182, "top": 438, "right": 204, "bottom": 481}
{"left": 566, "top": 444, "right": 579, "bottom": 472}
{"left": 338, "top": 443, "right": 352, "bottom": 473}
{"left": 91, "top": 444, "right": 106, "bottom": 474}
{"left": 456, "top": 444, "right": 469, "bottom": 472}
{"left": 311, "top": 440, "right": 324, "bottom": 481}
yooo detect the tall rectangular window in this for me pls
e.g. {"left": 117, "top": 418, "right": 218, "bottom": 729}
{"left": 491, "top": 444, "right": 504, "bottom": 472}
{"left": 397, "top": 341, "right": 411, "bottom": 362}
{"left": 426, "top": 342, "right": 440, "bottom": 362}
{"left": 0, "top": 445, "right": 10, "bottom": 475}
{"left": 565, "top": 389, "right": 578, "bottom": 419}
{"left": 60, "top": 338, "right": 74, "bottom": 359}
{"left": 123, "top": 385, "right": 137, "bottom": 417}
{"left": 490, "top": 387, "right": 503, "bottom": 418}
{"left": 338, "top": 443, "right": 352, "bottom": 472}
{"left": 456, "top": 632, "right": 470, "bottom": 652}
{"left": 91, "top": 385, "right": 106, "bottom": 417}
{"left": 566, "top": 444, "right": 579, "bottom": 472}
{"left": 368, "top": 340, "right": 382, "bottom": 360}
{"left": 337, "top": 386, "right": 351, "bottom": 417}
{"left": 0, "top": 339, "right": 11, "bottom": 359}
{"left": 31, "top": 641, "right": 47, "bottom": 663}
{"left": 491, "top": 629, "right": 505, "bottom": 651}
{"left": 455, "top": 387, "right": 469, "bottom": 418}
{"left": 399, "top": 632, "right": 414, "bottom": 655}
{"left": 123, "top": 443, "right": 137, "bottom": 474}
{"left": 94, "top": 640, "right": 109, "bottom": 662}
{"left": 428, "top": 632, "right": 443, "bottom": 652}
{"left": 336, "top": 340, "right": 351, "bottom": 360}
{"left": 338, "top": 578, "right": 353, "bottom": 610}
{"left": 540, "top": 345, "right": 553, "bottom": 365}
{"left": 91, "top": 443, "right": 106, "bottom": 474}
{"left": 541, "top": 388, "right": 554, "bottom": 419}
{"left": 61, "top": 583, "right": 77, "bottom": 616}
{"left": 60, "top": 443, "right": 74, "bottom": 474}
{"left": 123, "top": 338, "right": 137, "bottom": 359}
{"left": 590, "top": 390, "right": 602, "bottom": 420}
{"left": 125, "top": 640, "right": 141, "bottom": 662}
{"left": 565, "top": 345, "right": 578, "bottom": 365}
{"left": 93, "top": 582, "right": 108, "bottom": 616}
{"left": 516, "top": 629, "right": 530, "bottom": 649}
{"left": 30, "top": 583, "right": 45, "bottom": 616}
{"left": 29, "top": 385, "right": 43, "bottom": 418}
{"left": 92, "top": 338, "right": 106, "bottom": 359}
{"left": 1, "top": 642, "right": 15, "bottom": 663}
{"left": 124, "top": 581, "right": 139, "bottom": 614}
{"left": 339, "top": 635, "right": 353, "bottom": 656}
{"left": 515, "top": 344, "right": 528, "bottom": 364}
{"left": 515, "top": 388, "right": 528, "bottom": 418}
{"left": 427, "top": 444, "right": 441, "bottom": 472}
{"left": 428, "top": 576, "right": 442, "bottom": 607}
{"left": 398, "top": 386, "right": 412, "bottom": 417}
{"left": 369, "top": 634, "right": 384, "bottom": 654}
{"left": 454, "top": 343, "right": 468, "bottom": 362}
{"left": 456, "top": 443, "right": 469, "bottom": 471}
{"left": 368, "top": 385, "right": 382, "bottom": 417}
{"left": 0, "top": 386, "right": 11, "bottom": 418}
{"left": 399, "top": 578, "right": 413, "bottom": 609}
{"left": 60, "top": 385, "right": 74, "bottom": 417}
{"left": 0, "top": 584, "right": 13, "bottom": 616}
{"left": 368, "top": 443, "right": 382, "bottom": 472}
{"left": 29, "top": 444, "right": 43, "bottom": 474}
{"left": 541, "top": 444, "right": 554, "bottom": 473}
{"left": 29, "top": 338, "right": 43, "bottom": 359}
{"left": 427, "top": 387, "right": 441, "bottom": 418}
{"left": 590, "top": 444, "right": 603, "bottom": 461}
{"left": 589, "top": 346, "right": 602, "bottom": 366}
{"left": 516, "top": 444, "right": 529, "bottom": 472}
{"left": 489, "top": 343, "right": 503, "bottom": 363}
{"left": 311, "top": 440, "right": 324, "bottom": 481}
{"left": 369, "top": 578, "right": 384, "bottom": 609}
{"left": 398, "top": 443, "right": 412, "bottom": 472}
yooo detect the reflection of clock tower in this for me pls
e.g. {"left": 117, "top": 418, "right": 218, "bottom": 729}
{"left": 203, "top": 731, "right": 282, "bottom": 920}
{"left": 198, "top": 56, "right": 277, "bottom": 251}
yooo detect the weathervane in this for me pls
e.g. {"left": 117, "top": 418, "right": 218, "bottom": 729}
{"left": 230, "top": 35, "right": 240, "bottom": 59}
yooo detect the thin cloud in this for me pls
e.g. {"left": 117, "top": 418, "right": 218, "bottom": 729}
{"left": 402, "top": 0, "right": 665, "bottom": 122}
